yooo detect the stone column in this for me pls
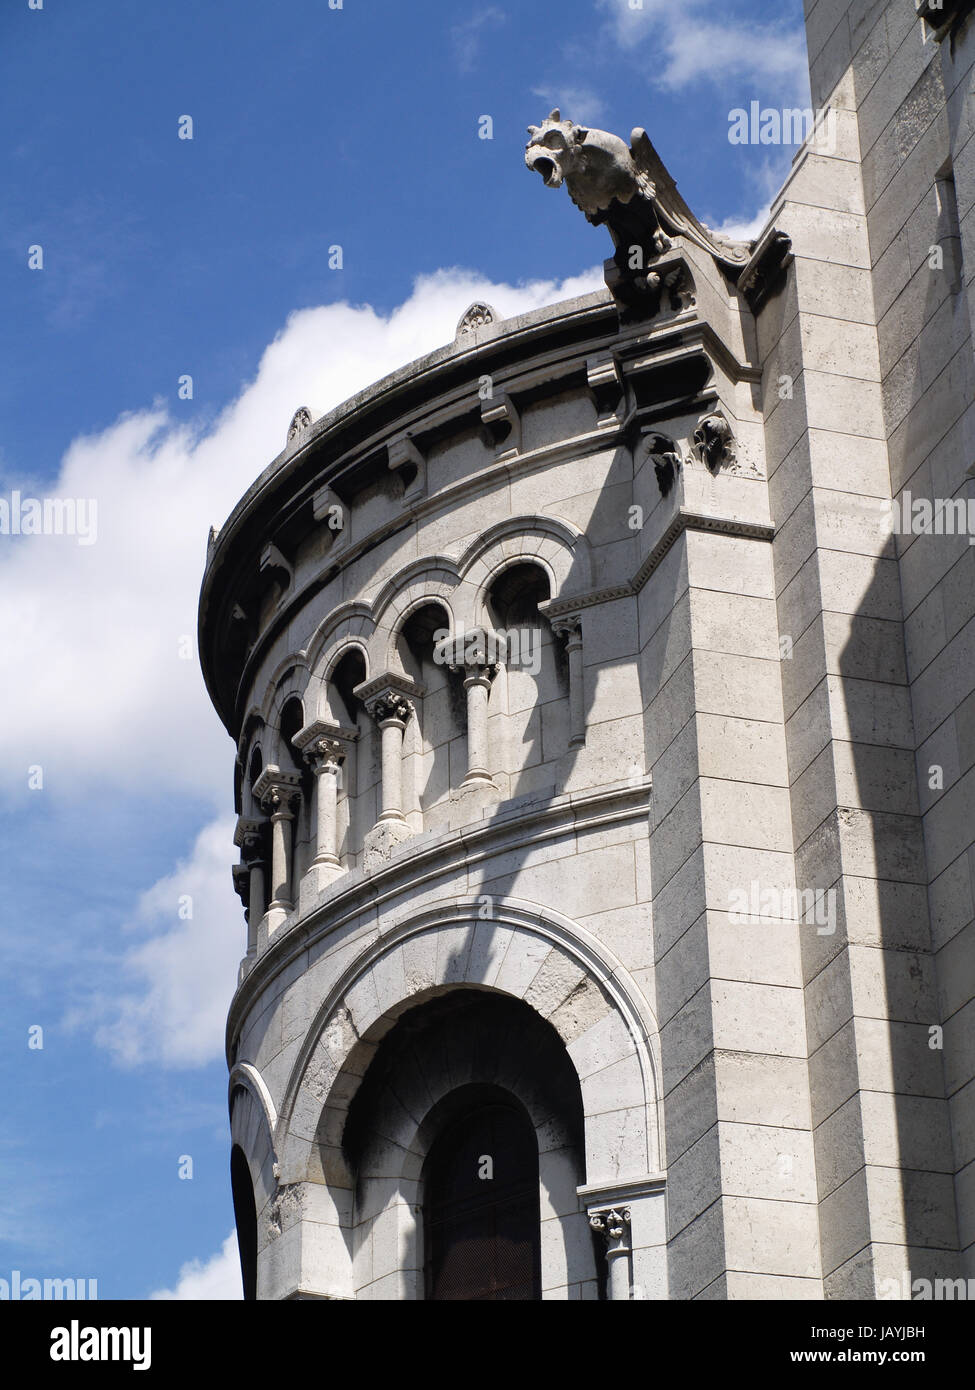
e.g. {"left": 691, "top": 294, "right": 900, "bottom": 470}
{"left": 267, "top": 792, "right": 297, "bottom": 909}
{"left": 589, "top": 1205, "right": 632, "bottom": 1301}
{"left": 252, "top": 768, "right": 302, "bottom": 926}
{"left": 292, "top": 720, "right": 359, "bottom": 896}
{"left": 459, "top": 661, "right": 498, "bottom": 785}
{"left": 367, "top": 692, "right": 413, "bottom": 823}
{"left": 353, "top": 673, "right": 423, "bottom": 871}
{"left": 553, "top": 615, "right": 585, "bottom": 747}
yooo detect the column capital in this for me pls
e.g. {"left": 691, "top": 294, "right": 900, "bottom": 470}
{"left": 233, "top": 814, "right": 263, "bottom": 850}
{"left": 588, "top": 1205, "right": 631, "bottom": 1243}
{"left": 354, "top": 672, "right": 422, "bottom": 726}
{"left": 292, "top": 719, "right": 358, "bottom": 774}
{"left": 252, "top": 766, "right": 302, "bottom": 816}
{"left": 550, "top": 613, "right": 583, "bottom": 646}
{"left": 434, "top": 626, "right": 504, "bottom": 675}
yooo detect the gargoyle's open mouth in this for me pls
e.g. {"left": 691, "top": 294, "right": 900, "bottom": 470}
{"left": 526, "top": 153, "right": 560, "bottom": 187}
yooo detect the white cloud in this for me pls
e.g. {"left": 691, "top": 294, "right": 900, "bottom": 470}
{"left": 151, "top": 1230, "right": 242, "bottom": 1300}
{"left": 0, "top": 266, "right": 603, "bottom": 811}
{"left": 595, "top": 0, "right": 810, "bottom": 103}
{"left": 80, "top": 813, "right": 242, "bottom": 1068}
{"left": 530, "top": 86, "right": 607, "bottom": 126}
{"left": 450, "top": 7, "right": 506, "bottom": 73}
{"left": 711, "top": 204, "right": 771, "bottom": 243}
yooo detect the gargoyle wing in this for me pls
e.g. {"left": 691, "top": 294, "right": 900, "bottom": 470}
{"left": 629, "top": 127, "right": 753, "bottom": 271}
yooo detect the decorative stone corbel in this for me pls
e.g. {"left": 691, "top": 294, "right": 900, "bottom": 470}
{"left": 586, "top": 353, "right": 625, "bottom": 426}
{"left": 312, "top": 483, "right": 349, "bottom": 552}
{"left": 260, "top": 542, "right": 293, "bottom": 591}
{"left": 387, "top": 433, "right": 426, "bottom": 502}
{"left": 480, "top": 391, "right": 521, "bottom": 459}
{"left": 693, "top": 412, "right": 736, "bottom": 473}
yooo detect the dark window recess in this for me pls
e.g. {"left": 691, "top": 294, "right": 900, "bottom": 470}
{"left": 425, "top": 1101, "right": 541, "bottom": 1301}
{"left": 230, "top": 1143, "right": 258, "bottom": 1301}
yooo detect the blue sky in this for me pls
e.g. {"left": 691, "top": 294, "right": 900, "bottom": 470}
{"left": 0, "top": 0, "right": 809, "bottom": 1298}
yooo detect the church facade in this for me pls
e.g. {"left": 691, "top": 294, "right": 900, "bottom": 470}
{"left": 198, "top": 0, "right": 975, "bottom": 1299}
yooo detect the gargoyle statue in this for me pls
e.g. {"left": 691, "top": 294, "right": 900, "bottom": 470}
{"left": 525, "top": 110, "right": 751, "bottom": 317}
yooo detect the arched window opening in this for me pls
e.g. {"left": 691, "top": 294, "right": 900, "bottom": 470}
{"left": 486, "top": 562, "right": 568, "bottom": 790}
{"left": 342, "top": 989, "right": 588, "bottom": 1299}
{"left": 279, "top": 697, "right": 305, "bottom": 773}
{"left": 329, "top": 648, "right": 367, "bottom": 727}
{"left": 230, "top": 1141, "right": 258, "bottom": 1301}
{"left": 396, "top": 602, "right": 461, "bottom": 813}
{"left": 487, "top": 561, "right": 550, "bottom": 629}
{"left": 424, "top": 1090, "right": 541, "bottom": 1301}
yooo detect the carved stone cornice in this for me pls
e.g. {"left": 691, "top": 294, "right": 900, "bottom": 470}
{"left": 630, "top": 510, "right": 775, "bottom": 594}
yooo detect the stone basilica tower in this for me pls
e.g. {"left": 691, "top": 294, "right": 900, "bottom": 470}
{"left": 200, "top": 4, "right": 975, "bottom": 1300}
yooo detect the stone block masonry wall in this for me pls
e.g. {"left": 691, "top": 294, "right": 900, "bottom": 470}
{"left": 805, "top": 0, "right": 975, "bottom": 1278}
